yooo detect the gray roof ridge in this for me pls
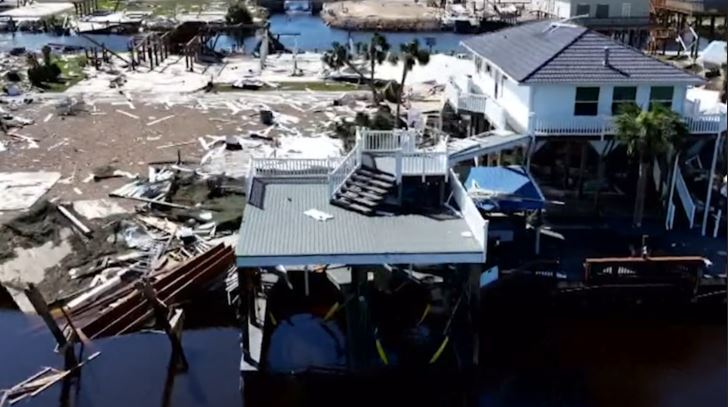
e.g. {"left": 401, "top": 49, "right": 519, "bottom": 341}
{"left": 519, "top": 26, "right": 590, "bottom": 83}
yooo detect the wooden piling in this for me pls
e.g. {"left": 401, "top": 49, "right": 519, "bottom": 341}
{"left": 24, "top": 284, "right": 78, "bottom": 369}
{"left": 136, "top": 279, "right": 189, "bottom": 372}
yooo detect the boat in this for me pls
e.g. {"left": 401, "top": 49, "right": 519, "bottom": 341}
{"left": 284, "top": 0, "right": 312, "bottom": 15}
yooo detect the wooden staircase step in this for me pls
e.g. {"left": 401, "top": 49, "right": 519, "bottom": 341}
{"left": 358, "top": 167, "right": 396, "bottom": 183}
{"left": 346, "top": 179, "right": 388, "bottom": 195}
{"left": 351, "top": 173, "right": 394, "bottom": 189}
{"left": 341, "top": 186, "right": 384, "bottom": 202}
{"left": 331, "top": 197, "right": 373, "bottom": 215}
{"left": 337, "top": 191, "right": 379, "bottom": 207}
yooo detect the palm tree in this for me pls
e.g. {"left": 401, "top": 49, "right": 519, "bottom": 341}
{"left": 614, "top": 103, "right": 687, "bottom": 228}
{"left": 389, "top": 39, "right": 430, "bottom": 128}
{"left": 322, "top": 42, "right": 367, "bottom": 86}
{"left": 362, "top": 33, "right": 390, "bottom": 103}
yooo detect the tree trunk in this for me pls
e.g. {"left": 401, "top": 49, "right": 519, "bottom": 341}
{"left": 396, "top": 66, "right": 408, "bottom": 128}
{"left": 369, "top": 55, "right": 378, "bottom": 104}
{"left": 633, "top": 153, "right": 649, "bottom": 228}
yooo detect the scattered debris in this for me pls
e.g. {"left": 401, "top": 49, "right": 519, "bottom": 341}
{"left": 146, "top": 114, "right": 175, "bottom": 126}
{"left": 0, "top": 172, "right": 61, "bottom": 211}
{"left": 115, "top": 109, "right": 139, "bottom": 120}
{"left": 304, "top": 208, "right": 334, "bottom": 222}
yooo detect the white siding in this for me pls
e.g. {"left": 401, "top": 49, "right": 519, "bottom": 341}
{"left": 553, "top": 0, "right": 571, "bottom": 18}
{"left": 501, "top": 78, "right": 530, "bottom": 130}
{"left": 529, "top": 84, "right": 688, "bottom": 122}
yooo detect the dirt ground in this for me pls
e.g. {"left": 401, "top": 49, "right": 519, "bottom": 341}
{"left": 0, "top": 91, "right": 364, "bottom": 205}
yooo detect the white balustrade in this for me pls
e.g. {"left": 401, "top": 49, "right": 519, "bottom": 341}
{"left": 450, "top": 169, "right": 488, "bottom": 254}
{"left": 251, "top": 158, "right": 336, "bottom": 177}
{"left": 674, "top": 165, "right": 696, "bottom": 228}
{"left": 328, "top": 146, "right": 361, "bottom": 197}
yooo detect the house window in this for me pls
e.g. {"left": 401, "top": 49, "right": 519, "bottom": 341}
{"left": 595, "top": 4, "right": 609, "bottom": 18}
{"left": 485, "top": 63, "right": 491, "bottom": 74}
{"left": 575, "top": 3, "right": 590, "bottom": 16}
{"left": 574, "top": 87, "right": 600, "bottom": 116}
{"left": 475, "top": 57, "right": 482, "bottom": 73}
{"left": 650, "top": 86, "right": 674, "bottom": 109}
{"left": 611, "top": 86, "right": 637, "bottom": 114}
{"left": 621, "top": 3, "right": 631, "bottom": 17}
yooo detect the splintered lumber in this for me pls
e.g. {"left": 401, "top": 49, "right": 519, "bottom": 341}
{"left": 2, "top": 353, "right": 100, "bottom": 405}
{"left": 57, "top": 205, "right": 92, "bottom": 237}
{"left": 67, "top": 245, "right": 234, "bottom": 340}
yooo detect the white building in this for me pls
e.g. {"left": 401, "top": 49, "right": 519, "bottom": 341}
{"left": 445, "top": 20, "right": 727, "bottom": 234}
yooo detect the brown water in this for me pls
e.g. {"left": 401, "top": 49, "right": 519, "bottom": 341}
{"left": 1, "top": 306, "right": 724, "bottom": 407}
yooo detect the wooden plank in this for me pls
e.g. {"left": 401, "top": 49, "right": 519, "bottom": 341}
{"left": 351, "top": 173, "right": 393, "bottom": 189}
{"left": 346, "top": 179, "right": 387, "bottom": 195}
{"left": 338, "top": 192, "right": 378, "bottom": 207}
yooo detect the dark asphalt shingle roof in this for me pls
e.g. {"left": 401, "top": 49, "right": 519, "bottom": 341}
{"left": 461, "top": 20, "right": 704, "bottom": 85}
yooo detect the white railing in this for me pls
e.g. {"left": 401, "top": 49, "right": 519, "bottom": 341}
{"left": 402, "top": 151, "right": 449, "bottom": 177}
{"left": 251, "top": 158, "right": 336, "bottom": 178}
{"left": 445, "top": 78, "right": 489, "bottom": 114}
{"left": 674, "top": 165, "right": 696, "bottom": 228}
{"left": 450, "top": 169, "right": 488, "bottom": 256}
{"left": 684, "top": 114, "right": 726, "bottom": 134}
{"left": 531, "top": 112, "right": 726, "bottom": 137}
{"left": 360, "top": 128, "right": 418, "bottom": 152}
{"left": 460, "top": 93, "right": 489, "bottom": 113}
{"left": 531, "top": 116, "right": 614, "bottom": 136}
{"left": 327, "top": 146, "right": 360, "bottom": 197}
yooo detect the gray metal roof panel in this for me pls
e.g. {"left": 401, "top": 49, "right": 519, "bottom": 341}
{"left": 236, "top": 181, "right": 482, "bottom": 259}
{"left": 461, "top": 20, "right": 587, "bottom": 82}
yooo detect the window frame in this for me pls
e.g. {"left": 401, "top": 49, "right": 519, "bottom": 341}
{"left": 649, "top": 86, "right": 674, "bottom": 110}
{"left": 574, "top": 87, "right": 601, "bottom": 116}
{"left": 611, "top": 86, "right": 637, "bottom": 114}
{"left": 575, "top": 3, "right": 590, "bottom": 16}
{"left": 595, "top": 4, "right": 609, "bottom": 18}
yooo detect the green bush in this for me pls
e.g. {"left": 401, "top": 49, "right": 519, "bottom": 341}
{"left": 225, "top": 2, "right": 253, "bottom": 25}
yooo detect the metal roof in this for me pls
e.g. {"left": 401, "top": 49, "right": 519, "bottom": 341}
{"left": 236, "top": 180, "right": 483, "bottom": 266}
{"left": 461, "top": 20, "right": 704, "bottom": 85}
{"left": 448, "top": 131, "right": 531, "bottom": 165}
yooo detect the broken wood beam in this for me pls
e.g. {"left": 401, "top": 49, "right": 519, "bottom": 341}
{"left": 24, "top": 284, "right": 77, "bottom": 368}
{"left": 136, "top": 279, "right": 189, "bottom": 371}
{"left": 57, "top": 205, "right": 92, "bottom": 237}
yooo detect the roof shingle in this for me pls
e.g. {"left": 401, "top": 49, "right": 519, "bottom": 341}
{"left": 461, "top": 20, "right": 703, "bottom": 85}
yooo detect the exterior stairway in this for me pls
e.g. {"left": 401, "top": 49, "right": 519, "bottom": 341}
{"left": 331, "top": 166, "right": 396, "bottom": 215}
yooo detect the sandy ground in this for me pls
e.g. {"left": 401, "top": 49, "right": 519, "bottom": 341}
{"left": 321, "top": 0, "right": 442, "bottom": 31}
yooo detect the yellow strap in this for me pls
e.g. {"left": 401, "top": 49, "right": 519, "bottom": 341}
{"left": 428, "top": 336, "right": 449, "bottom": 364}
{"left": 269, "top": 312, "right": 277, "bottom": 326}
{"left": 417, "top": 303, "right": 431, "bottom": 326}
{"left": 323, "top": 302, "right": 340, "bottom": 321}
{"left": 375, "top": 338, "right": 389, "bottom": 365}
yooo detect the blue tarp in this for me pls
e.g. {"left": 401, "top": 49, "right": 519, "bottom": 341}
{"left": 464, "top": 166, "right": 545, "bottom": 212}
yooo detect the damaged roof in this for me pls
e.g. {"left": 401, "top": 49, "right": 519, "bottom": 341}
{"left": 461, "top": 20, "right": 704, "bottom": 85}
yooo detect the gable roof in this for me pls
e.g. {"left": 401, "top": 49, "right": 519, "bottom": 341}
{"left": 461, "top": 20, "right": 704, "bottom": 85}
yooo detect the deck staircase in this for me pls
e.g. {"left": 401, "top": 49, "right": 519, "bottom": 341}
{"left": 330, "top": 166, "right": 396, "bottom": 215}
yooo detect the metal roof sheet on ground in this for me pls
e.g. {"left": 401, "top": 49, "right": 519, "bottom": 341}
{"left": 463, "top": 165, "right": 545, "bottom": 212}
{"left": 448, "top": 131, "right": 530, "bottom": 165}
{"left": 236, "top": 180, "right": 483, "bottom": 266}
{"left": 461, "top": 20, "right": 703, "bottom": 85}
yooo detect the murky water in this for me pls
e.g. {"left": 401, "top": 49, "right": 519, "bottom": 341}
{"left": 1, "top": 303, "right": 724, "bottom": 406}
{"left": 236, "top": 14, "right": 475, "bottom": 53}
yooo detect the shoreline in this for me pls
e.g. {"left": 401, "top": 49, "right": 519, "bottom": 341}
{"left": 321, "top": 1, "right": 443, "bottom": 32}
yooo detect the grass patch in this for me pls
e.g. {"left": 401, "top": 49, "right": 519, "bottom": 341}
{"left": 213, "top": 80, "right": 362, "bottom": 93}
{"left": 45, "top": 55, "right": 87, "bottom": 92}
